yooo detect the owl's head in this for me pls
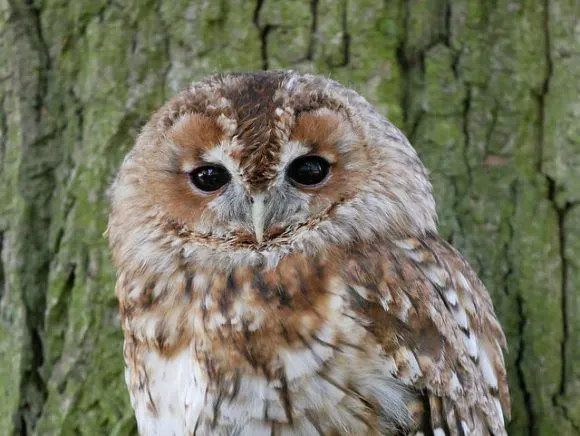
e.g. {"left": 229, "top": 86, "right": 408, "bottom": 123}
{"left": 108, "top": 71, "right": 436, "bottom": 272}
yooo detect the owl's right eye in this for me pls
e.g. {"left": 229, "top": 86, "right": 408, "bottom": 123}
{"left": 189, "top": 165, "right": 231, "bottom": 192}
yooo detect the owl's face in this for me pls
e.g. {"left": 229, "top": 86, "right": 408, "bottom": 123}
{"left": 140, "top": 107, "right": 366, "bottom": 245}
{"left": 109, "top": 72, "right": 436, "bottom": 271}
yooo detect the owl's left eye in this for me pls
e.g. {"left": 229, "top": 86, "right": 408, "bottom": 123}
{"left": 287, "top": 155, "right": 330, "bottom": 187}
{"left": 189, "top": 165, "right": 231, "bottom": 192}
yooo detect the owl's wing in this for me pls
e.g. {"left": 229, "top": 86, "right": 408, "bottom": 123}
{"left": 342, "top": 234, "right": 510, "bottom": 435}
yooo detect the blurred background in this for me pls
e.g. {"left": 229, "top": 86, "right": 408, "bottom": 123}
{"left": 0, "top": 0, "right": 578, "bottom": 435}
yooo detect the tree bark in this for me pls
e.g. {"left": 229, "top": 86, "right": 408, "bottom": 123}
{"left": 0, "top": 0, "right": 578, "bottom": 434}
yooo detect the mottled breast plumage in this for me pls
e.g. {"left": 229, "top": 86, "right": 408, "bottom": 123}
{"left": 117, "top": 234, "right": 508, "bottom": 435}
{"left": 108, "top": 70, "right": 509, "bottom": 435}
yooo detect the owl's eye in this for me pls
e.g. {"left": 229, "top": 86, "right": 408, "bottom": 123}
{"left": 189, "top": 165, "right": 231, "bottom": 192}
{"left": 287, "top": 155, "right": 330, "bottom": 186}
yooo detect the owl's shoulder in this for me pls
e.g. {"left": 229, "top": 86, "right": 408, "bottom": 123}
{"left": 340, "top": 234, "right": 509, "bottom": 434}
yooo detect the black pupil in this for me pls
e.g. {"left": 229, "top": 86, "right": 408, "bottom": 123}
{"left": 287, "top": 156, "right": 330, "bottom": 186}
{"left": 190, "top": 166, "right": 231, "bottom": 192}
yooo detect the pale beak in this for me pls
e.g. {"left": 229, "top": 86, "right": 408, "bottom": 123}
{"left": 251, "top": 194, "right": 266, "bottom": 244}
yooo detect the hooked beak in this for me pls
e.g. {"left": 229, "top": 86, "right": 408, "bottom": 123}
{"left": 251, "top": 194, "right": 266, "bottom": 244}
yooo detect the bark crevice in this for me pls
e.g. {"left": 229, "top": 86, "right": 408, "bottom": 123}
{"left": 460, "top": 83, "right": 473, "bottom": 193}
{"left": 538, "top": 2, "right": 578, "bottom": 431}
{"left": 305, "top": 0, "right": 319, "bottom": 61}
{"left": 253, "top": 0, "right": 272, "bottom": 70}
{"left": 515, "top": 292, "right": 535, "bottom": 435}
{"left": 396, "top": 0, "right": 413, "bottom": 133}
{"left": 338, "top": 0, "right": 350, "bottom": 68}
{"left": 7, "top": 1, "right": 54, "bottom": 433}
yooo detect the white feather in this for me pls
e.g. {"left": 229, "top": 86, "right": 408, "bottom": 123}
{"left": 455, "top": 271, "right": 471, "bottom": 292}
{"left": 280, "top": 346, "right": 324, "bottom": 381}
{"left": 494, "top": 397, "right": 505, "bottom": 425}
{"left": 448, "top": 371, "right": 463, "bottom": 396}
{"left": 395, "top": 293, "right": 412, "bottom": 322}
{"left": 465, "top": 331, "right": 479, "bottom": 360}
{"left": 455, "top": 307, "right": 469, "bottom": 330}
{"left": 393, "top": 238, "right": 418, "bottom": 250}
{"left": 237, "top": 421, "right": 272, "bottom": 436}
{"left": 425, "top": 265, "right": 447, "bottom": 287}
{"left": 444, "top": 288, "right": 458, "bottom": 306}
{"left": 478, "top": 343, "right": 499, "bottom": 390}
{"left": 132, "top": 347, "right": 204, "bottom": 436}
{"left": 461, "top": 420, "right": 470, "bottom": 435}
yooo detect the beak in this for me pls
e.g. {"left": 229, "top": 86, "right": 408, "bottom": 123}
{"left": 251, "top": 194, "right": 266, "bottom": 244}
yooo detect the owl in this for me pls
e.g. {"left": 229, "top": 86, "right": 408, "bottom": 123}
{"left": 107, "top": 71, "right": 510, "bottom": 435}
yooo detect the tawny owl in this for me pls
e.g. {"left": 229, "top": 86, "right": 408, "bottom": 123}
{"left": 107, "top": 71, "right": 510, "bottom": 435}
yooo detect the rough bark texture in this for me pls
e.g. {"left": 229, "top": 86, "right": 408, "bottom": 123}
{"left": 0, "top": 1, "right": 578, "bottom": 435}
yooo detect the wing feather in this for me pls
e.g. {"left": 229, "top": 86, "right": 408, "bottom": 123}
{"left": 342, "top": 234, "right": 510, "bottom": 435}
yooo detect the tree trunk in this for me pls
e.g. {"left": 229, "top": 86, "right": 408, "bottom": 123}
{"left": 0, "top": 0, "right": 578, "bottom": 434}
